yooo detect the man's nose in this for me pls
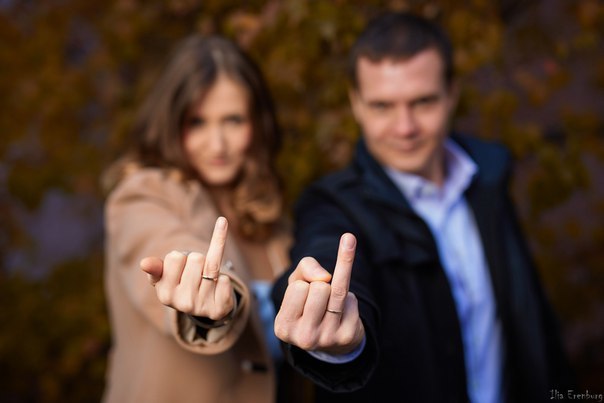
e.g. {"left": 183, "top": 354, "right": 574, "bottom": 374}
{"left": 392, "top": 107, "right": 416, "bottom": 136}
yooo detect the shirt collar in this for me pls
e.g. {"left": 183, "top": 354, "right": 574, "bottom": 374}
{"left": 384, "top": 138, "right": 478, "bottom": 204}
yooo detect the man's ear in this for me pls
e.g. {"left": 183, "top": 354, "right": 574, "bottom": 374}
{"left": 447, "top": 79, "right": 461, "bottom": 114}
{"left": 348, "top": 88, "right": 362, "bottom": 122}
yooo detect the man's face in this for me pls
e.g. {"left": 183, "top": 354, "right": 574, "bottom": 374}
{"left": 350, "top": 48, "right": 457, "bottom": 185}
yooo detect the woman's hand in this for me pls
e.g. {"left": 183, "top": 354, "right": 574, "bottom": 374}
{"left": 140, "top": 216, "right": 235, "bottom": 321}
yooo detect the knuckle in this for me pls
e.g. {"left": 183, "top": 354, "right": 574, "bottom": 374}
{"left": 290, "top": 280, "right": 310, "bottom": 293}
{"left": 205, "top": 262, "right": 219, "bottom": 273}
{"left": 166, "top": 250, "right": 183, "bottom": 259}
{"left": 309, "top": 281, "right": 330, "bottom": 294}
{"left": 174, "top": 296, "right": 194, "bottom": 313}
{"left": 330, "top": 284, "right": 348, "bottom": 301}
{"left": 156, "top": 288, "right": 173, "bottom": 305}
{"left": 216, "top": 302, "right": 233, "bottom": 319}
{"left": 187, "top": 252, "right": 204, "bottom": 263}
{"left": 297, "top": 340, "right": 314, "bottom": 351}
{"left": 165, "top": 251, "right": 185, "bottom": 266}
{"left": 339, "top": 251, "right": 355, "bottom": 264}
{"left": 273, "top": 321, "right": 290, "bottom": 342}
{"left": 296, "top": 328, "right": 318, "bottom": 351}
{"left": 194, "top": 305, "right": 210, "bottom": 318}
{"left": 217, "top": 273, "right": 231, "bottom": 284}
{"left": 274, "top": 311, "right": 296, "bottom": 328}
{"left": 318, "top": 332, "right": 336, "bottom": 347}
{"left": 337, "top": 331, "right": 356, "bottom": 347}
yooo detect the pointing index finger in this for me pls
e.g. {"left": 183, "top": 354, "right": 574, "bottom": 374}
{"left": 327, "top": 233, "right": 356, "bottom": 313}
{"left": 203, "top": 217, "right": 228, "bottom": 280}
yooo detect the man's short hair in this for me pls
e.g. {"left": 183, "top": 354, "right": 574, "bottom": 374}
{"left": 348, "top": 11, "right": 454, "bottom": 88}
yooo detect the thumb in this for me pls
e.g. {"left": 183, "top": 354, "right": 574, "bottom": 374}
{"left": 289, "top": 256, "right": 332, "bottom": 284}
{"left": 140, "top": 256, "right": 164, "bottom": 285}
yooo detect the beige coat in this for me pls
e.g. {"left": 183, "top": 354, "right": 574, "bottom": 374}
{"left": 102, "top": 168, "right": 292, "bottom": 403}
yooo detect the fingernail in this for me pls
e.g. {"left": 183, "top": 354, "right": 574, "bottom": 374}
{"left": 342, "top": 233, "right": 356, "bottom": 250}
{"left": 216, "top": 216, "right": 227, "bottom": 229}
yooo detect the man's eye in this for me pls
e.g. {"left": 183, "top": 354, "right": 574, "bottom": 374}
{"left": 369, "top": 102, "right": 389, "bottom": 111}
{"left": 414, "top": 96, "right": 439, "bottom": 107}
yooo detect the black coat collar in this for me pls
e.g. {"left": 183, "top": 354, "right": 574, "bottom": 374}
{"left": 349, "top": 135, "right": 511, "bottom": 303}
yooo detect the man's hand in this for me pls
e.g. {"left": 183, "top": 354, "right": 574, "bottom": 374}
{"left": 274, "top": 233, "right": 365, "bottom": 355}
{"left": 140, "top": 216, "right": 235, "bottom": 321}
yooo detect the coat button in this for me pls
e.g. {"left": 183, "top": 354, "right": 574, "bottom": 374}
{"left": 241, "top": 360, "right": 253, "bottom": 372}
{"left": 241, "top": 360, "right": 268, "bottom": 373}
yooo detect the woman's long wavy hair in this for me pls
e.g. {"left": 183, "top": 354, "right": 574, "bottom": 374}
{"left": 104, "top": 35, "right": 283, "bottom": 240}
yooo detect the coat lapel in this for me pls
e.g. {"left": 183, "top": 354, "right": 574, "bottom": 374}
{"left": 455, "top": 134, "right": 511, "bottom": 320}
{"left": 355, "top": 140, "right": 439, "bottom": 269}
{"left": 465, "top": 179, "right": 509, "bottom": 319}
{"left": 351, "top": 138, "right": 468, "bottom": 389}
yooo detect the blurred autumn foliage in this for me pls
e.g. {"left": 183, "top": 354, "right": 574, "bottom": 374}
{"left": 1, "top": 0, "right": 602, "bottom": 401}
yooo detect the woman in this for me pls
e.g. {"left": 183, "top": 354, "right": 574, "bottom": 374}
{"left": 102, "top": 34, "right": 308, "bottom": 403}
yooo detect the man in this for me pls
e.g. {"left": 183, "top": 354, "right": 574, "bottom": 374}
{"left": 271, "top": 11, "right": 573, "bottom": 402}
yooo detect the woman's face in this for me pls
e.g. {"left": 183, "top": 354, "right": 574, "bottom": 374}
{"left": 182, "top": 75, "right": 253, "bottom": 187}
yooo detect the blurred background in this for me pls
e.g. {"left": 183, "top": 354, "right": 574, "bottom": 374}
{"left": 1, "top": 0, "right": 602, "bottom": 401}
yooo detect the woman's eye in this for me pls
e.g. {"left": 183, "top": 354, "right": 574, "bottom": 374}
{"left": 225, "top": 115, "right": 246, "bottom": 124}
{"left": 186, "top": 116, "right": 205, "bottom": 127}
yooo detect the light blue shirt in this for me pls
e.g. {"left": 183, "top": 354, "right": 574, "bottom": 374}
{"left": 251, "top": 280, "right": 283, "bottom": 362}
{"left": 385, "top": 139, "right": 504, "bottom": 403}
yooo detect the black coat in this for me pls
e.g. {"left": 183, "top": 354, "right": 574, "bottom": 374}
{"left": 272, "top": 135, "right": 574, "bottom": 403}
